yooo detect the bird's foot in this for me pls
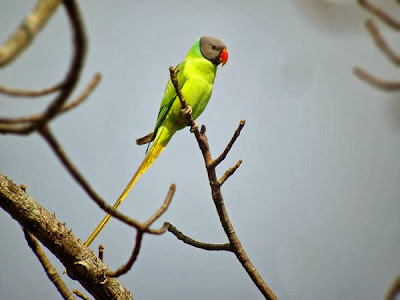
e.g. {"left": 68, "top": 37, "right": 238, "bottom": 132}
{"left": 181, "top": 105, "right": 192, "bottom": 117}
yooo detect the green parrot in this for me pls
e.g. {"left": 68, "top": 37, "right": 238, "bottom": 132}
{"left": 85, "top": 36, "right": 229, "bottom": 247}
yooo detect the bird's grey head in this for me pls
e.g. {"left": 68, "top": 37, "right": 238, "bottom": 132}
{"left": 199, "top": 36, "right": 228, "bottom": 66}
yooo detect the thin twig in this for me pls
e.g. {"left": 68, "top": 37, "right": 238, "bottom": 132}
{"left": 106, "top": 231, "right": 143, "bottom": 278}
{"left": 364, "top": 19, "right": 400, "bottom": 65}
{"left": 107, "top": 184, "right": 175, "bottom": 277}
{"left": 358, "top": 0, "right": 400, "bottom": 30}
{"left": 0, "top": 0, "right": 61, "bottom": 67}
{"left": 0, "top": 73, "right": 101, "bottom": 124}
{"left": 353, "top": 67, "right": 400, "bottom": 91}
{"left": 23, "top": 228, "right": 75, "bottom": 300}
{"left": 0, "top": 82, "right": 63, "bottom": 97}
{"left": 218, "top": 160, "right": 243, "bottom": 186}
{"left": 167, "top": 223, "right": 232, "bottom": 251}
{"left": 73, "top": 289, "right": 90, "bottom": 300}
{"left": 210, "top": 120, "right": 246, "bottom": 168}
{"left": 56, "top": 72, "right": 101, "bottom": 113}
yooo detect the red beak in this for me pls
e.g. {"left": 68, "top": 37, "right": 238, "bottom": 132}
{"left": 219, "top": 48, "right": 228, "bottom": 66}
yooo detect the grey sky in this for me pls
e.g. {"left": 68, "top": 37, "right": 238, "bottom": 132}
{"left": 1, "top": 1, "right": 400, "bottom": 299}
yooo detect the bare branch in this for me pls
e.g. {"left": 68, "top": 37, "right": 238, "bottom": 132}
{"left": 218, "top": 160, "right": 243, "bottom": 186}
{"left": 210, "top": 120, "right": 246, "bottom": 168}
{"left": 364, "top": 19, "right": 400, "bottom": 66}
{"left": 353, "top": 67, "right": 400, "bottom": 91}
{"left": 0, "top": 73, "right": 101, "bottom": 125}
{"left": 146, "top": 222, "right": 170, "bottom": 235}
{"left": 0, "top": 0, "right": 86, "bottom": 135}
{"left": 57, "top": 72, "right": 101, "bottom": 113}
{"left": 358, "top": 0, "right": 400, "bottom": 30}
{"left": 167, "top": 223, "right": 232, "bottom": 251}
{"left": 0, "top": 0, "right": 61, "bottom": 67}
{"left": 168, "top": 67, "right": 277, "bottom": 300}
{"left": 354, "top": 1, "right": 400, "bottom": 91}
{"left": 23, "top": 228, "right": 75, "bottom": 300}
{"left": 32, "top": 0, "right": 86, "bottom": 131}
{"left": 0, "top": 173, "right": 132, "bottom": 299}
{"left": 107, "top": 231, "right": 143, "bottom": 278}
{"left": 0, "top": 82, "right": 63, "bottom": 97}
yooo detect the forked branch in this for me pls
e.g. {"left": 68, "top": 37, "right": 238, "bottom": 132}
{"left": 168, "top": 66, "right": 277, "bottom": 300}
{"left": 0, "top": 73, "right": 101, "bottom": 125}
{"left": 0, "top": 0, "right": 87, "bottom": 135}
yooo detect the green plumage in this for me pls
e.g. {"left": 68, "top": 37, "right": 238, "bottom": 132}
{"left": 85, "top": 37, "right": 227, "bottom": 246}
{"left": 150, "top": 38, "right": 218, "bottom": 145}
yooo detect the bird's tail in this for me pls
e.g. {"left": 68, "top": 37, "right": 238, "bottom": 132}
{"left": 84, "top": 125, "right": 174, "bottom": 247}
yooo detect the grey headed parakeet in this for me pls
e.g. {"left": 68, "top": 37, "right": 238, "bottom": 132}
{"left": 85, "top": 36, "right": 229, "bottom": 246}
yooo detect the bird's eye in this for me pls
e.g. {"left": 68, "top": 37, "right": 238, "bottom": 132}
{"left": 212, "top": 44, "right": 217, "bottom": 50}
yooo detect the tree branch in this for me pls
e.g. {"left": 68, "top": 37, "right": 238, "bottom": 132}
{"left": 0, "top": 0, "right": 61, "bottom": 67}
{"left": 0, "top": 73, "right": 101, "bottom": 124}
{"left": 0, "top": 82, "right": 63, "bottom": 97}
{"left": 23, "top": 228, "right": 76, "bottom": 300}
{"left": 353, "top": 67, "right": 400, "bottom": 91}
{"left": 167, "top": 223, "right": 232, "bottom": 251}
{"left": 354, "top": 1, "right": 400, "bottom": 91}
{"left": 168, "top": 66, "right": 277, "bottom": 300}
{"left": 210, "top": 120, "right": 245, "bottom": 168}
{"left": 218, "top": 160, "right": 243, "bottom": 186}
{"left": 0, "top": 0, "right": 86, "bottom": 135}
{"left": 0, "top": 173, "right": 133, "bottom": 300}
{"left": 358, "top": 0, "right": 400, "bottom": 30}
{"left": 364, "top": 19, "right": 400, "bottom": 66}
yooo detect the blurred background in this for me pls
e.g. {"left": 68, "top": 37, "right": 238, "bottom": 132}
{"left": 1, "top": 1, "right": 399, "bottom": 299}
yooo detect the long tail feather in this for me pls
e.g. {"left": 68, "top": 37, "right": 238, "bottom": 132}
{"left": 84, "top": 127, "right": 172, "bottom": 247}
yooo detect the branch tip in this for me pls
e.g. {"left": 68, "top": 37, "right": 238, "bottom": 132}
{"left": 218, "top": 160, "right": 243, "bottom": 186}
{"left": 167, "top": 223, "right": 232, "bottom": 251}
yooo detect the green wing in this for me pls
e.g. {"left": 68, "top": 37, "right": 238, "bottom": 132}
{"left": 149, "top": 62, "right": 187, "bottom": 143}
